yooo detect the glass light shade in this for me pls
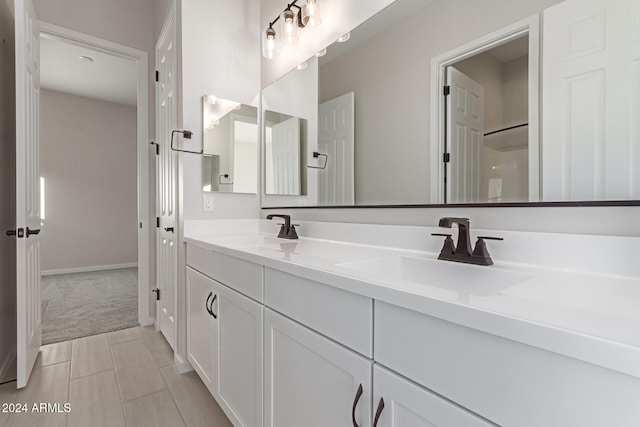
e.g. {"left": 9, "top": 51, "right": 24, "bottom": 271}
{"left": 296, "top": 61, "right": 308, "bottom": 70}
{"left": 280, "top": 9, "right": 299, "bottom": 45}
{"left": 262, "top": 27, "right": 278, "bottom": 59}
{"left": 302, "top": 0, "right": 322, "bottom": 27}
{"left": 337, "top": 32, "right": 351, "bottom": 43}
{"left": 315, "top": 48, "right": 327, "bottom": 58}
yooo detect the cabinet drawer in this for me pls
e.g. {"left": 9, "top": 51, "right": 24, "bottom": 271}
{"left": 374, "top": 301, "right": 640, "bottom": 427}
{"left": 213, "top": 252, "right": 263, "bottom": 302}
{"left": 186, "top": 244, "right": 215, "bottom": 278}
{"left": 265, "top": 268, "right": 372, "bottom": 357}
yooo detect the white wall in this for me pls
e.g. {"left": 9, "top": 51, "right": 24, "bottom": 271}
{"left": 40, "top": 90, "right": 138, "bottom": 272}
{"left": 0, "top": 0, "right": 16, "bottom": 380}
{"left": 178, "top": 0, "right": 261, "bottom": 220}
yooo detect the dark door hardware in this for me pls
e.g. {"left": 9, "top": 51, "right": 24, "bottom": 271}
{"left": 164, "top": 227, "right": 174, "bottom": 233}
{"left": 266, "top": 214, "right": 299, "bottom": 239}
{"left": 432, "top": 217, "right": 503, "bottom": 266}
{"left": 155, "top": 70, "right": 159, "bottom": 82}
{"left": 372, "top": 397, "right": 385, "bottom": 427}
{"left": 150, "top": 141, "right": 159, "bottom": 155}
{"left": 26, "top": 227, "right": 40, "bottom": 237}
{"left": 443, "top": 85, "right": 451, "bottom": 96}
{"left": 170, "top": 130, "right": 204, "bottom": 154}
{"left": 307, "top": 151, "right": 328, "bottom": 169}
{"left": 6, "top": 228, "right": 23, "bottom": 237}
{"left": 351, "top": 383, "right": 363, "bottom": 427}
{"left": 152, "top": 289, "right": 160, "bottom": 301}
{"left": 156, "top": 217, "right": 160, "bottom": 228}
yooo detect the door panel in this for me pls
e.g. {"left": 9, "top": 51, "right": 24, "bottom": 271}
{"left": 271, "top": 116, "right": 301, "bottom": 195}
{"left": 15, "top": 0, "right": 41, "bottom": 389}
{"left": 542, "top": 0, "right": 640, "bottom": 200}
{"left": 155, "top": 11, "right": 177, "bottom": 349}
{"left": 446, "top": 67, "right": 484, "bottom": 204}
{"left": 318, "top": 92, "right": 355, "bottom": 205}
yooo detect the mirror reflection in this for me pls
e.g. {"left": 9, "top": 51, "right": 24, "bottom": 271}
{"left": 262, "top": 0, "right": 640, "bottom": 206}
{"left": 264, "top": 110, "right": 308, "bottom": 196}
{"left": 202, "top": 96, "right": 258, "bottom": 194}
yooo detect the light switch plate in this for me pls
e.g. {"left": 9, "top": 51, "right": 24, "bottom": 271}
{"left": 203, "top": 194, "right": 214, "bottom": 212}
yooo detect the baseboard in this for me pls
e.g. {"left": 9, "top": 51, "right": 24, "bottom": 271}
{"left": 42, "top": 263, "right": 138, "bottom": 276}
{"left": 174, "top": 353, "right": 193, "bottom": 374}
{"left": 0, "top": 349, "right": 16, "bottom": 384}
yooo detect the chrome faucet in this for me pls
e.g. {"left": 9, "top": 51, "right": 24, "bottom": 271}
{"left": 432, "top": 217, "right": 502, "bottom": 266}
{"left": 266, "top": 214, "right": 299, "bottom": 240}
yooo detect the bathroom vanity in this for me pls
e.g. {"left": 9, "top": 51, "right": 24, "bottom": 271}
{"left": 182, "top": 220, "right": 640, "bottom": 427}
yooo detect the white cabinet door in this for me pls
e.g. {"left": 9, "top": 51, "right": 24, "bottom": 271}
{"left": 213, "top": 282, "right": 263, "bottom": 427}
{"left": 186, "top": 268, "right": 216, "bottom": 393}
{"left": 372, "top": 365, "right": 492, "bottom": 427}
{"left": 264, "top": 309, "right": 372, "bottom": 427}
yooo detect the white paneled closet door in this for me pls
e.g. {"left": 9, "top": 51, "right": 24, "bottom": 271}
{"left": 15, "top": 0, "right": 41, "bottom": 389}
{"left": 542, "top": 0, "right": 640, "bottom": 200}
{"left": 155, "top": 9, "right": 177, "bottom": 350}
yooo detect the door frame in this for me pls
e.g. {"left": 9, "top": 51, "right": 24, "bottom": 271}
{"left": 38, "top": 22, "right": 153, "bottom": 326}
{"left": 429, "top": 14, "right": 540, "bottom": 203}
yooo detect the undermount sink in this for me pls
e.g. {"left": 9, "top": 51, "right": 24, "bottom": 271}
{"left": 337, "top": 256, "right": 533, "bottom": 296}
{"left": 213, "top": 234, "right": 282, "bottom": 248}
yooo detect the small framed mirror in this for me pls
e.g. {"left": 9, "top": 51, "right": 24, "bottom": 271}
{"left": 202, "top": 95, "right": 258, "bottom": 194}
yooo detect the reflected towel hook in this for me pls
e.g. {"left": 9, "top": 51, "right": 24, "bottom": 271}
{"left": 218, "top": 174, "right": 234, "bottom": 185}
{"left": 307, "top": 151, "right": 328, "bottom": 169}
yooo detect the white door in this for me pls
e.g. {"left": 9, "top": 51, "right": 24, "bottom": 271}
{"left": 186, "top": 268, "right": 216, "bottom": 394}
{"left": 213, "top": 282, "right": 263, "bottom": 427}
{"left": 155, "top": 11, "right": 177, "bottom": 349}
{"left": 446, "top": 67, "right": 484, "bottom": 204}
{"left": 15, "top": 0, "right": 41, "bottom": 389}
{"left": 372, "top": 365, "right": 492, "bottom": 427}
{"left": 271, "top": 116, "right": 301, "bottom": 195}
{"left": 318, "top": 92, "right": 355, "bottom": 205}
{"left": 542, "top": 0, "right": 640, "bottom": 200}
{"left": 264, "top": 309, "right": 372, "bottom": 427}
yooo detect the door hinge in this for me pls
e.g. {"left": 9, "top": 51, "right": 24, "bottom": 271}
{"left": 443, "top": 85, "right": 451, "bottom": 96}
{"left": 443, "top": 153, "right": 451, "bottom": 163}
{"left": 152, "top": 289, "right": 160, "bottom": 300}
{"left": 155, "top": 70, "right": 159, "bottom": 82}
{"left": 156, "top": 217, "right": 160, "bottom": 228}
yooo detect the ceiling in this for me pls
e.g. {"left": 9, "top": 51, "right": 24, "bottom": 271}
{"left": 40, "top": 35, "right": 137, "bottom": 106}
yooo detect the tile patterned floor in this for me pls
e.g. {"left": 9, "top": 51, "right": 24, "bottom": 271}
{"left": 0, "top": 327, "right": 232, "bottom": 427}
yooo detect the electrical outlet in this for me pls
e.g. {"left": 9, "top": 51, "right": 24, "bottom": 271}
{"left": 203, "top": 194, "right": 214, "bottom": 212}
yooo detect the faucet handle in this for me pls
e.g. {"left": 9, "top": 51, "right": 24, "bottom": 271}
{"left": 431, "top": 233, "right": 455, "bottom": 257}
{"left": 472, "top": 236, "right": 503, "bottom": 264}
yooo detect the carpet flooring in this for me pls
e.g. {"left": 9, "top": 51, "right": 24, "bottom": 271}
{"left": 41, "top": 268, "right": 139, "bottom": 345}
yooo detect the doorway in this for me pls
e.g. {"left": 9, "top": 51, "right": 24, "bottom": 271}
{"left": 38, "top": 23, "right": 151, "bottom": 343}
{"left": 430, "top": 15, "right": 540, "bottom": 204}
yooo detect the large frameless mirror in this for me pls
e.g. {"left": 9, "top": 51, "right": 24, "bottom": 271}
{"left": 202, "top": 96, "right": 258, "bottom": 194}
{"left": 261, "top": 0, "right": 640, "bottom": 207}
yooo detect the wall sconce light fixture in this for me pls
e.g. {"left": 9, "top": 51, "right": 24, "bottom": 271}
{"left": 263, "top": 0, "right": 323, "bottom": 59}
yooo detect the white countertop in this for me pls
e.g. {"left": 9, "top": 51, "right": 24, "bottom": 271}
{"left": 184, "top": 230, "right": 640, "bottom": 379}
